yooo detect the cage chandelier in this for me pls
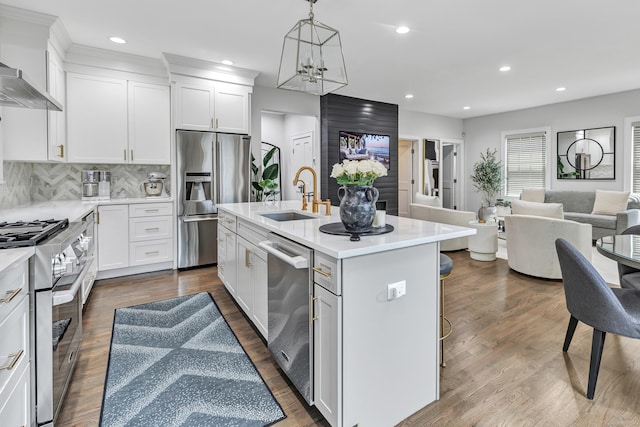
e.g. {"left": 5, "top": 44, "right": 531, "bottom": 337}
{"left": 277, "top": 0, "right": 348, "bottom": 96}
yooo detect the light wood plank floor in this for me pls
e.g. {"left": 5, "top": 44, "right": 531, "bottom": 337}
{"left": 58, "top": 253, "right": 640, "bottom": 427}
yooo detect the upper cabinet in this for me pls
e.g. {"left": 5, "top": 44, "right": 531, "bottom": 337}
{"left": 175, "top": 82, "right": 250, "bottom": 134}
{"left": 66, "top": 72, "right": 170, "bottom": 164}
{"left": 0, "top": 7, "right": 70, "bottom": 162}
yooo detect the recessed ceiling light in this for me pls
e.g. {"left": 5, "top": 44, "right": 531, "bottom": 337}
{"left": 109, "top": 36, "right": 126, "bottom": 44}
{"left": 499, "top": 66, "right": 511, "bottom": 72}
{"left": 396, "top": 26, "right": 410, "bottom": 34}
{"left": 222, "top": 59, "right": 233, "bottom": 66}
{"left": 463, "top": 106, "right": 471, "bottom": 110}
{"left": 405, "top": 94, "right": 414, "bottom": 99}
{"left": 556, "top": 87, "right": 566, "bottom": 92}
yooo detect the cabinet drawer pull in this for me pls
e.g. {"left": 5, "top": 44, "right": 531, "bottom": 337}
{"left": 145, "top": 209, "right": 160, "bottom": 213}
{"left": 124, "top": 149, "right": 127, "bottom": 161}
{"left": 144, "top": 227, "right": 160, "bottom": 231}
{"left": 131, "top": 149, "right": 134, "bottom": 162}
{"left": 245, "top": 248, "right": 252, "bottom": 267}
{"left": 58, "top": 144, "right": 64, "bottom": 158}
{"left": 311, "top": 295, "right": 318, "bottom": 322}
{"left": 0, "top": 349, "right": 24, "bottom": 371}
{"left": 312, "top": 267, "right": 332, "bottom": 278}
{"left": 144, "top": 250, "right": 160, "bottom": 255}
{"left": 2, "top": 288, "right": 21, "bottom": 304}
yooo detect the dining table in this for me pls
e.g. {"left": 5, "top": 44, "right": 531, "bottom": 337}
{"left": 596, "top": 234, "right": 640, "bottom": 270}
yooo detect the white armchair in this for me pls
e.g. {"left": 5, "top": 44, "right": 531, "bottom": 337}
{"left": 505, "top": 214, "right": 592, "bottom": 279}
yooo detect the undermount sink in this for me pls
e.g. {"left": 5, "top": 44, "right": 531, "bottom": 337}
{"left": 259, "top": 211, "right": 317, "bottom": 222}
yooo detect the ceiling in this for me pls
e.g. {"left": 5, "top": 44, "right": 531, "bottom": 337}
{"left": 2, "top": 0, "right": 640, "bottom": 119}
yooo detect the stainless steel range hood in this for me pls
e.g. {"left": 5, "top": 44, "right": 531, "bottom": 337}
{"left": 0, "top": 62, "right": 62, "bottom": 111}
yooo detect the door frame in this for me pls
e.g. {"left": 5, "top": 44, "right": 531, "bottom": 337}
{"left": 440, "top": 138, "right": 464, "bottom": 210}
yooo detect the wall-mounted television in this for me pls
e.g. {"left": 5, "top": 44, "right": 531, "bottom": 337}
{"left": 339, "top": 131, "right": 390, "bottom": 169}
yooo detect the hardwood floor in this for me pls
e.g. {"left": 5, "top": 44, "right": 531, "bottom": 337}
{"left": 57, "top": 253, "right": 640, "bottom": 427}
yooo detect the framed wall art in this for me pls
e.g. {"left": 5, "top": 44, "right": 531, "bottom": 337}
{"left": 557, "top": 126, "right": 615, "bottom": 180}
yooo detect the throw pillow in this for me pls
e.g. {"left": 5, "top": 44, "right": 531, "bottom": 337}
{"left": 414, "top": 192, "right": 442, "bottom": 207}
{"left": 511, "top": 199, "right": 564, "bottom": 219}
{"left": 520, "top": 187, "right": 546, "bottom": 203}
{"left": 591, "top": 190, "right": 630, "bottom": 215}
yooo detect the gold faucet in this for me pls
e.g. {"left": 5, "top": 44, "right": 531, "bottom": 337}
{"left": 296, "top": 180, "right": 308, "bottom": 211}
{"left": 293, "top": 166, "right": 331, "bottom": 215}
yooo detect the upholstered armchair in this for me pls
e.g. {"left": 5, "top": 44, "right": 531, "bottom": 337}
{"left": 505, "top": 214, "right": 592, "bottom": 279}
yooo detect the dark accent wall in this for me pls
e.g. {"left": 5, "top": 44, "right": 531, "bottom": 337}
{"left": 320, "top": 94, "right": 399, "bottom": 215}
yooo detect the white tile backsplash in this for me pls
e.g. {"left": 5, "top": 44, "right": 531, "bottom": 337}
{"left": 0, "top": 161, "right": 171, "bottom": 208}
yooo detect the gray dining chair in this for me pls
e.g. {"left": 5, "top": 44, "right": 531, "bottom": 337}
{"left": 617, "top": 225, "right": 640, "bottom": 290}
{"left": 555, "top": 238, "right": 640, "bottom": 399}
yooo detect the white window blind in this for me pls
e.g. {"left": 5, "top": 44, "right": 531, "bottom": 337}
{"left": 505, "top": 132, "right": 546, "bottom": 196}
{"left": 633, "top": 123, "right": 640, "bottom": 192}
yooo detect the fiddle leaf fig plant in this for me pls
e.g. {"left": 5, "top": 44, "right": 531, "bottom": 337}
{"left": 471, "top": 148, "right": 503, "bottom": 206}
{"left": 251, "top": 146, "right": 280, "bottom": 201}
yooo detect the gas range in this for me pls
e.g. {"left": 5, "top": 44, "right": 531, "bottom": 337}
{"left": 0, "top": 218, "right": 69, "bottom": 248}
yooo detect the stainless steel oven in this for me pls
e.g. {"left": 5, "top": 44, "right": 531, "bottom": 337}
{"left": 33, "top": 214, "right": 93, "bottom": 426}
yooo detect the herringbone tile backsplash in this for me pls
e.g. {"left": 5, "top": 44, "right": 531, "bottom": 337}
{"left": 1, "top": 161, "right": 171, "bottom": 209}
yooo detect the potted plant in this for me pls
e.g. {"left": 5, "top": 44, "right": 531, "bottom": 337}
{"left": 251, "top": 146, "right": 280, "bottom": 201}
{"left": 470, "top": 148, "right": 503, "bottom": 222}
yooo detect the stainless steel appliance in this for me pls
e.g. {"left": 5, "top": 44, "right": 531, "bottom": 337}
{"left": 0, "top": 215, "right": 94, "bottom": 426}
{"left": 142, "top": 171, "right": 167, "bottom": 197}
{"left": 81, "top": 170, "right": 99, "bottom": 200}
{"left": 177, "top": 130, "right": 251, "bottom": 268}
{"left": 0, "top": 61, "right": 62, "bottom": 111}
{"left": 260, "top": 233, "right": 314, "bottom": 404}
{"left": 98, "top": 170, "right": 111, "bottom": 200}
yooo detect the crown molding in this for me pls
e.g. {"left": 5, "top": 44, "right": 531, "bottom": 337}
{"left": 162, "top": 52, "right": 259, "bottom": 87}
{"left": 0, "top": 4, "right": 57, "bottom": 26}
{"left": 65, "top": 44, "right": 168, "bottom": 80}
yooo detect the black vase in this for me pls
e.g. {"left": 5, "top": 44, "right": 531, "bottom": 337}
{"left": 338, "top": 185, "right": 379, "bottom": 233}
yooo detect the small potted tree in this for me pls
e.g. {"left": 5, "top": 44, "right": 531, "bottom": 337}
{"left": 470, "top": 148, "right": 503, "bottom": 222}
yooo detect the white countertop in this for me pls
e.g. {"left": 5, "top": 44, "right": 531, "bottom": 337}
{"left": 0, "top": 247, "right": 34, "bottom": 273}
{"left": 0, "top": 197, "right": 173, "bottom": 223}
{"left": 218, "top": 200, "right": 476, "bottom": 259}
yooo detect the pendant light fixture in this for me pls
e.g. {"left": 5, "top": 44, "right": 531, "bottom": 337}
{"left": 277, "top": 0, "right": 348, "bottom": 96}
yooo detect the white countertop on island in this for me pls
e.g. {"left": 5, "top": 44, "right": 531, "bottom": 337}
{"left": 218, "top": 200, "right": 475, "bottom": 259}
{"left": 0, "top": 247, "right": 34, "bottom": 273}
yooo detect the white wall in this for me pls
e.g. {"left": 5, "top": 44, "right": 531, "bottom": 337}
{"left": 251, "top": 86, "right": 320, "bottom": 199}
{"left": 462, "top": 89, "right": 640, "bottom": 211}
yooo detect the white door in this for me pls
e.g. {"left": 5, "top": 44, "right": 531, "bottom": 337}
{"left": 291, "top": 132, "right": 314, "bottom": 200}
{"left": 442, "top": 144, "right": 455, "bottom": 209}
{"left": 398, "top": 139, "right": 415, "bottom": 217}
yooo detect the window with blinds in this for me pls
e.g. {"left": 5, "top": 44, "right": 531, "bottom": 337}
{"left": 633, "top": 123, "right": 640, "bottom": 192}
{"left": 505, "top": 132, "right": 546, "bottom": 197}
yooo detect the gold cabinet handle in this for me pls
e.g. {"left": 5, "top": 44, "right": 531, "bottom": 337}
{"left": 2, "top": 288, "right": 21, "bottom": 303}
{"left": 211, "top": 118, "right": 214, "bottom": 129}
{"left": 312, "top": 267, "right": 332, "bottom": 278}
{"left": 215, "top": 118, "right": 219, "bottom": 129}
{"left": 58, "top": 144, "right": 64, "bottom": 158}
{"left": 124, "top": 149, "right": 127, "bottom": 161}
{"left": 144, "top": 227, "right": 160, "bottom": 232}
{"left": 96, "top": 211, "right": 100, "bottom": 224}
{"left": 245, "top": 248, "right": 252, "bottom": 268}
{"left": 144, "top": 250, "right": 160, "bottom": 255}
{"left": 311, "top": 295, "right": 318, "bottom": 322}
{"left": 0, "top": 349, "right": 24, "bottom": 370}
{"left": 131, "top": 149, "right": 134, "bottom": 162}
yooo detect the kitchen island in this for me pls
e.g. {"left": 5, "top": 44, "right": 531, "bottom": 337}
{"left": 218, "top": 201, "right": 475, "bottom": 427}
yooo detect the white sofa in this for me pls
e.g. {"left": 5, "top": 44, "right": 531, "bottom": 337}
{"left": 505, "top": 214, "right": 592, "bottom": 279}
{"left": 409, "top": 203, "right": 477, "bottom": 251}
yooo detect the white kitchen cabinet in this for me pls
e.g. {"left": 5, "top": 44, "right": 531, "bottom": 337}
{"left": 46, "top": 45, "right": 66, "bottom": 162}
{"left": 0, "top": 257, "right": 31, "bottom": 427}
{"left": 217, "top": 211, "right": 238, "bottom": 296}
{"left": 236, "top": 236, "right": 268, "bottom": 338}
{"left": 67, "top": 73, "right": 170, "bottom": 164}
{"left": 313, "top": 283, "right": 342, "bottom": 427}
{"left": 175, "top": 82, "right": 250, "bottom": 134}
{"left": 98, "top": 202, "right": 174, "bottom": 275}
{"left": 97, "top": 204, "right": 129, "bottom": 271}
{"left": 128, "top": 81, "right": 171, "bottom": 164}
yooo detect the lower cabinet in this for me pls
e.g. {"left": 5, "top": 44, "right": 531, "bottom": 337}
{"left": 0, "top": 259, "right": 31, "bottom": 427}
{"left": 218, "top": 221, "right": 237, "bottom": 296}
{"left": 313, "top": 283, "right": 342, "bottom": 427}
{"left": 236, "top": 236, "right": 268, "bottom": 338}
{"left": 97, "top": 202, "right": 174, "bottom": 276}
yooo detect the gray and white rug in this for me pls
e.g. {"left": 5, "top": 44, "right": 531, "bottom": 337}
{"left": 100, "top": 292, "right": 286, "bottom": 427}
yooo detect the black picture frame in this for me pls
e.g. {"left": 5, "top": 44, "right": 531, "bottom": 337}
{"left": 557, "top": 126, "right": 615, "bottom": 180}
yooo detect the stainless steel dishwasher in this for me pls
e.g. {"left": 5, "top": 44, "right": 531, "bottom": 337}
{"left": 259, "top": 232, "right": 314, "bottom": 404}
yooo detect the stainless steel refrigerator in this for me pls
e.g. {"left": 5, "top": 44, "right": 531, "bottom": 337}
{"left": 177, "top": 130, "right": 251, "bottom": 268}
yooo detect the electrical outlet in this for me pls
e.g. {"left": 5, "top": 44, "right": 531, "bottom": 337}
{"left": 387, "top": 280, "right": 407, "bottom": 300}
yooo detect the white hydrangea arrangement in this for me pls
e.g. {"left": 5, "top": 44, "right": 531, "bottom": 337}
{"left": 330, "top": 159, "right": 388, "bottom": 186}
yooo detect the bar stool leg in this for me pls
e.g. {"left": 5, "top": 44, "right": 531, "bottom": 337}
{"left": 439, "top": 271, "right": 453, "bottom": 368}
